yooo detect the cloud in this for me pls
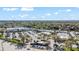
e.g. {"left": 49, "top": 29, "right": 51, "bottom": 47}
{"left": 54, "top": 12, "right": 58, "bottom": 15}
{"left": 3, "top": 8, "right": 18, "bottom": 11}
{"left": 46, "top": 13, "right": 51, "bottom": 16}
{"left": 31, "top": 16, "right": 36, "bottom": 19}
{"left": 21, "top": 7, "right": 34, "bottom": 11}
{"left": 41, "top": 16, "right": 45, "bottom": 19}
{"left": 41, "top": 13, "right": 51, "bottom": 19}
{"left": 58, "top": 9, "right": 71, "bottom": 13}
{"left": 19, "top": 14, "right": 28, "bottom": 18}
{"left": 66, "top": 9, "right": 71, "bottom": 12}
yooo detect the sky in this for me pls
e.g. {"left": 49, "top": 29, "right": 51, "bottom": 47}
{"left": 0, "top": 7, "right": 79, "bottom": 20}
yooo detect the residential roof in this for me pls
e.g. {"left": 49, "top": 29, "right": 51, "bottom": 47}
{"left": 57, "top": 32, "right": 70, "bottom": 39}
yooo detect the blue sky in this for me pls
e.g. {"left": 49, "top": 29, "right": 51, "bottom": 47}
{"left": 0, "top": 7, "right": 79, "bottom": 20}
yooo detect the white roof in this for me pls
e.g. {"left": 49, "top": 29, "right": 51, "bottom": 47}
{"left": 15, "top": 33, "right": 19, "bottom": 37}
{"left": 76, "top": 41, "right": 79, "bottom": 44}
{"left": 6, "top": 27, "right": 29, "bottom": 31}
{"left": 57, "top": 33, "right": 70, "bottom": 39}
{"left": 41, "top": 32, "right": 51, "bottom": 35}
{"left": 72, "top": 44, "right": 77, "bottom": 48}
{"left": 70, "top": 32, "right": 76, "bottom": 37}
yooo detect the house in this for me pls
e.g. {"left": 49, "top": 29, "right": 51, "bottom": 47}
{"left": 37, "top": 32, "right": 51, "bottom": 36}
{"left": 57, "top": 32, "right": 70, "bottom": 40}
{"left": 75, "top": 32, "right": 79, "bottom": 35}
{"left": 6, "top": 33, "right": 13, "bottom": 39}
{"left": 41, "top": 32, "right": 51, "bottom": 35}
{"left": 72, "top": 44, "right": 77, "bottom": 48}
{"left": 15, "top": 33, "right": 19, "bottom": 38}
{"left": 76, "top": 41, "right": 79, "bottom": 44}
{"left": 70, "top": 32, "right": 76, "bottom": 37}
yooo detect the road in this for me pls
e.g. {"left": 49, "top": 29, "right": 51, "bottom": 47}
{"left": 0, "top": 39, "right": 28, "bottom": 51}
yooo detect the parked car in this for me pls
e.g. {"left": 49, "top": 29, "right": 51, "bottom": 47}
{"left": 30, "top": 41, "right": 49, "bottom": 49}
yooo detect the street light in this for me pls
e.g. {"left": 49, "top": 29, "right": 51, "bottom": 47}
{"left": 1, "top": 42, "right": 4, "bottom": 51}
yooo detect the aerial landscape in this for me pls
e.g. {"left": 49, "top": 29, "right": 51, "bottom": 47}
{"left": 0, "top": 7, "right": 79, "bottom": 51}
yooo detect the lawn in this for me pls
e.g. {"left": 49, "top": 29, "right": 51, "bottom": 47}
{"left": 0, "top": 34, "right": 4, "bottom": 39}
{"left": 64, "top": 47, "right": 79, "bottom": 51}
{"left": 8, "top": 38, "right": 22, "bottom": 45}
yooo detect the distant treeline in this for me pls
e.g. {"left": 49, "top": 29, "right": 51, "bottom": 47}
{"left": 0, "top": 20, "right": 79, "bottom": 23}
{"left": 0, "top": 20, "right": 79, "bottom": 31}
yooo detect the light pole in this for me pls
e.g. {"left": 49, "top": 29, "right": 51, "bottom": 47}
{"left": 1, "top": 42, "right": 4, "bottom": 51}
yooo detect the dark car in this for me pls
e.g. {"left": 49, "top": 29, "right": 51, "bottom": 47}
{"left": 30, "top": 42, "right": 49, "bottom": 49}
